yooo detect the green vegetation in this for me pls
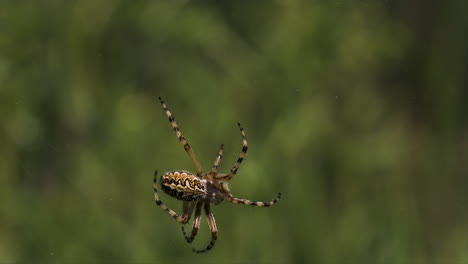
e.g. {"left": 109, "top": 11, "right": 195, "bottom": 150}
{"left": 1, "top": 0, "right": 467, "bottom": 263}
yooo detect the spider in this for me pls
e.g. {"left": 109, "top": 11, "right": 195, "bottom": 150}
{"left": 153, "top": 97, "right": 281, "bottom": 253}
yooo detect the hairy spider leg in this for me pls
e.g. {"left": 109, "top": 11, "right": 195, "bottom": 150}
{"left": 159, "top": 97, "right": 203, "bottom": 177}
{"left": 181, "top": 201, "right": 196, "bottom": 222}
{"left": 192, "top": 202, "right": 218, "bottom": 253}
{"left": 182, "top": 201, "right": 203, "bottom": 243}
{"left": 206, "top": 144, "right": 224, "bottom": 180}
{"left": 217, "top": 123, "right": 248, "bottom": 181}
{"left": 221, "top": 182, "right": 282, "bottom": 207}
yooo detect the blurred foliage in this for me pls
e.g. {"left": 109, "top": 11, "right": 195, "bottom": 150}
{"left": 1, "top": 0, "right": 468, "bottom": 263}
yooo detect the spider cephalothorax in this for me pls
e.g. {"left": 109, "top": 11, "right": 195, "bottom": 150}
{"left": 153, "top": 97, "right": 281, "bottom": 253}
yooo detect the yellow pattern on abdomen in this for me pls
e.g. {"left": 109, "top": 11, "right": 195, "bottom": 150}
{"left": 161, "top": 171, "right": 207, "bottom": 201}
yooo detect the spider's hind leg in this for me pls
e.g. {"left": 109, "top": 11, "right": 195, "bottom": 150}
{"left": 192, "top": 202, "right": 218, "bottom": 253}
{"left": 153, "top": 170, "right": 192, "bottom": 223}
{"left": 181, "top": 201, "right": 203, "bottom": 243}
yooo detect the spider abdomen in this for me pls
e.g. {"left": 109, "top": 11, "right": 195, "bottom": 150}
{"left": 161, "top": 171, "right": 207, "bottom": 201}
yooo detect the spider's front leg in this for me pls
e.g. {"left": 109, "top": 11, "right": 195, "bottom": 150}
{"left": 153, "top": 170, "right": 193, "bottom": 223}
{"left": 216, "top": 123, "right": 248, "bottom": 181}
{"left": 206, "top": 144, "right": 224, "bottom": 181}
{"left": 221, "top": 182, "right": 282, "bottom": 207}
{"left": 158, "top": 97, "right": 203, "bottom": 176}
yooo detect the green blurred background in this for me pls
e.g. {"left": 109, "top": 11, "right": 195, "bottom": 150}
{"left": 1, "top": 0, "right": 468, "bottom": 263}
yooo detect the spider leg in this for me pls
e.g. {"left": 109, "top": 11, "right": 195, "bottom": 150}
{"left": 181, "top": 201, "right": 196, "bottom": 222}
{"left": 158, "top": 97, "right": 203, "bottom": 176}
{"left": 153, "top": 170, "right": 191, "bottom": 223}
{"left": 216, "top": 123, "right": 247, "bottom": 181}
{"left": 206, "top": 144, "right": 224, "bottom": 180}
{"left": 192, "top": 202, "right": 218, "bottom": 253}
{"left": 221, "top": 182, "right": 281, "bottom": 207}
{"left": 181, "top": 201, "right": 203, "bottom": 243}
{"left": 226, "top": 193, "right": 282, "bottom": 207}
